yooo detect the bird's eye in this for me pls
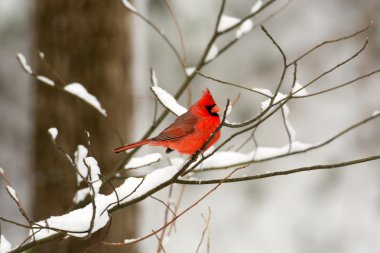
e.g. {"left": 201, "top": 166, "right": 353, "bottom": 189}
{"left": 205, "top": 104, "right": 218, "bottom": 116}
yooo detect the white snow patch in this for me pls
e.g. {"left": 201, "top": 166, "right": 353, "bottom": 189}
{"left": 170, "top": 157, "right": 186, "bottom": 167}
{"left": 236, "top": 20, "right": 254, "bottom": 38}
{"left": 31, "top": 197, "right": 110, "bottom": 239}
{"left": 37, "top": 75, "right": 55, "bottom": 86}
{"left": 116, "top": 165, "right": 179, "bottom": 204}
{"left": 226, "top": 100, "right": 233, "bottom": 115}
{"left": 83, "top": 157, "right": 101, "bottom": 189}
{"left": 0, "top": 167, "right": 4, "bottom": 174}
{"left": 64, "top": 83, "right": 107, "bottom": 116}
{"left": 39, "top": 51, "right": 45, "bottom": 59}
{"left": 30, "top": 159, "right": 181, "bottom": 241}
{"left": 74, "top": 145, "right": 89, "bottom": 185}
{"left": 292, "top": 81, "right": 308, "bottom": 96}
{"left": 151, "top": 69, "right": 158, "bottom": 86}
{"left": 251, "top": 0, "right": 263, "bottom": 13}
{"left": 48, "top": 127, "right": 58, "bottom": 140}
{"left": 151, "top": 86, "right": 187, "bottom": 116}
{"left": 0, "top": 235, "right": 12, "bottom": 253}
{"left": 205, "top": 45, "right": 219, "bottom": 62}
{"left": 6, "top": 186, "right": 18, "bottom": 202}
{"left": 199, "top": 141, "right": 312, "bottom": 169}
{"left": 125, "top": 153, "right": 162, "bottom": 170}
{"left": 124, "top": 238, "right": 140, "bottom": 244}
{"left": 16, "top": 53, "right": 33, "bottom": 74}
{"left": 372, "top": 110, "right": 379, "bottom": 116}
{"left": 261, "top": 92, "right": 287, "bottom": 110}
{"left": 73, "top": 157, "right": 102, "bottom": 203}
{"left": 252, "top": 88, "right": 272, "bottom": 97}
{"left": 218, "top": 15, "right": 240, "bottom": 32}
{"left": 73, "top": 187, "right": 92, "bottom": 204}
{"left": 121, "top": 0, "right": 137, "bottom": 12}
{"left": 185, "top": 67, "right": 196, "bottom": 76}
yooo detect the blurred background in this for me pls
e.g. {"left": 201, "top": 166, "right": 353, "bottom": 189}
{"left": 1, "top": 0, "right": 380, "bottom": 252}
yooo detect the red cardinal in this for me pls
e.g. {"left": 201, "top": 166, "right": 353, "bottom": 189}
{"left": 114, "top": 89, "right": 221, "bottom": 154}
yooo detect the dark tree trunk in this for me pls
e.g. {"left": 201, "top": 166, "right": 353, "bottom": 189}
{"left": 33, "top": 0, "right": 137, "bottom": 252}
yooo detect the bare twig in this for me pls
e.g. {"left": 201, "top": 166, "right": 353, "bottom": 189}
{"left": 195, "top": 207, "right": 212, "bottom": 253}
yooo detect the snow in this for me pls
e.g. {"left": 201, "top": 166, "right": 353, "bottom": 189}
{"left": 198, "top": 141, "right": 312, "bottom": 169}
{"left": 48, "top": 127, "right": 58, "bottom": 140}
{"left": 372, "top": 110, "right": 379, "bottom": 116}
{"left": 74, "top": 145, "right": 89, "bottom": 185}
{"left": 151, "top": 69, "right": 158, "bottom": 86}
{"left": 124, "top": 238, "right": 141, "bottom": 243}
{"left": 16, "top": 53, "right": 33, "bottom": 74}
{"left": 185, "top": 67, "right": 196, "bottom": 76}
{"left": 6, "top": 185, "right": 18, "bottom": 202}
{"left": 205, "top": 45, "right": 219, "bottom": 62}
{"left": 226, "top": 100, "right": 233, "bottom": 115}
{"left": 218, "top": 14, "right": 253, "bottom": 38}
{"left": 236, "top": 20, "right": 254, "bottom": 38}
{"left": 73, "top": 157, "right": 102, "bottom": 203}
{"left": 0, "top": 235, "right": 12, "bottom": 253}
{"left": 121, "top": 0, "right": 137, "bottom": 12}
{"left": 39, "top": 51, "right": 45, "bottom": 59}
{"left": 37, "top": 75, "right": 55, "bottom": 86}
{"left": 151, "top": 86, "right": 187, "bottom": 116}
{"left": 291, "top": 81, "right": 308, "bottom": 96}
{"left": 31, "top": 164, "right": 180, "bottom": 240}
{"left": 31, "top": 198, "right": 110, "bottom": 239}
{"left": 73, "top": 187, "right": 92, "bottom": 204}
{"left": 261, "top": 92, "right": 287, "bottom": 110}
{"left": 115, "top": 165, "right": 179, "bottom": 204}
{"left": 252, "top": 87, "right": 273, "bottom": 97}
{"left": 125, "top": 153, "right": 162, "bottom": 170}
{"left": 218, "top": 15, "right": 240, "bottom": 32}
{"left": 170, "top": 157, "right": 186, "bottom": 167}
{"left": 83, "top": 157, "right": 101, "bottom": 190}
{"left": 0, "top": 167, "right": 4, "bottom": 174}
{"left": 64, "top": 83, "right": 107, "bottom": 117}
{"left": 251, "top": 0, "right": 263, "bottom": 13}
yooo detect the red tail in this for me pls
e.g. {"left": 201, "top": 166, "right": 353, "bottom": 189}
{"left": 113, "top": 139, "right": 151, "bottom": 153}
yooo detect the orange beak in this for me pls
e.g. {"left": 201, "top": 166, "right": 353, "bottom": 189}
{"left": 211, "top": 105, "right": 220, "bottom": 114}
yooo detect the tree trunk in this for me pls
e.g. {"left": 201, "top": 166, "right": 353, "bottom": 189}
{"left": 33, "top": 0, "right": 137, "bottom": 252}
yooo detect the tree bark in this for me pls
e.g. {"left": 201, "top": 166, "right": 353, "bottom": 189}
{"left": 33, "top": 0, "right": 137, "bottom": 252}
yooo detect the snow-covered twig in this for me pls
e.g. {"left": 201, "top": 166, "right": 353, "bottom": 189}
{"left": 176, "top": 154, "right": 380, "bottom": 185}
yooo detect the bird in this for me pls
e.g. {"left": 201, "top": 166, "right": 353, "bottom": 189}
{"left": 114, "top": 89, "right": 221, "bottom": 155}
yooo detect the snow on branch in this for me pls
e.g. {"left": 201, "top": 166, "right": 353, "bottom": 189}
{"left": 251, "top": 0, "right": 263, "bottom": 13}
{"left": 0, "top": 235, "right": 12, "bottom": 253}
{"left": 205, "top": 45, "right": 219, "bottom": 62}
{"left": 218, "top": 15, "right": 253, "bottom": 38}
{"left": 198, "top": 141, "right": 311, "bottom": 170}
{"left": 6, "top": 186, "right": 19, "bottom": 203}
{"left": 150, "top": 70, "right": 187, "bottom": 116}
{"left": 125, "top": 153, "right": 162, "bottom": 170}
{"left": 64, "top": 83, "right": 107, "bottom": 117}
{"left": 36, "top": 75, "right": 55, "bottom": 86}
{"left": 47, "top": 127, "right": 58, "bottom": 141}
{"left": 16, "top": 53, "right": 33, "bottom": 74}
{"left": 31, "top": 163, "right": 180, "bottom": 240}
{"left": 121, "top": 0, "right": 137, "bottom": 12}
{"left": 291, "top": 81, "right": 308, "bottom": 96}
{"left": 218, "top": 15, "right": 240, "bottom": 32}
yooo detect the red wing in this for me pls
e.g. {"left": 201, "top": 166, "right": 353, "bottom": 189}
{"left": 152, "top": 112, "right": 198, "bottom": 141}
